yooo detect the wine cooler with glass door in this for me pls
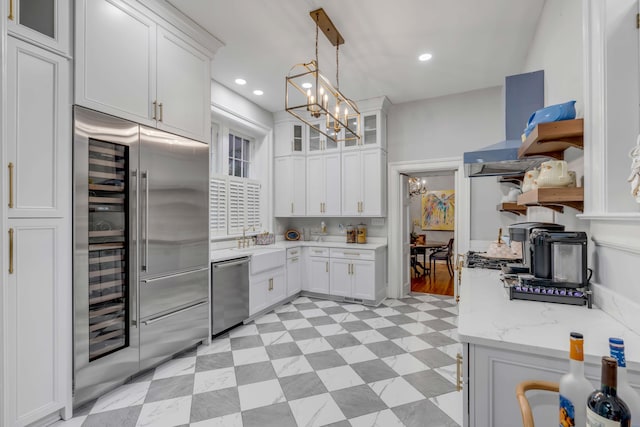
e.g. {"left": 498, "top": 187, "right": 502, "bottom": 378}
{"left": 73, "top": 107, "right": 209, "bottom": 406}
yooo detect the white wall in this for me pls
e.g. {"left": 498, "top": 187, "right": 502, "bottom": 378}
{"left": 387, "top": 86, "right": 518, "bottom": 241}
{"left": 520, "top": 0, "right": 588, "bottom": 233}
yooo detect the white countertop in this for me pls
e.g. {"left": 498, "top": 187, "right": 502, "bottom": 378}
{"left": 210, "top": 240, "right": 387, "bottom": 262}
{"left": 458, "top": 267, "right": 640, "bottom": 370}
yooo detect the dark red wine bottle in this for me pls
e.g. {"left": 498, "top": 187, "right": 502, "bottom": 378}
{"left": 586, "top": 356, "right": 631, "bottom": 426}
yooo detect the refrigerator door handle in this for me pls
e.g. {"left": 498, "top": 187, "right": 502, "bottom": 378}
{"left": 133, "top": 169, "right": 140, "bottom": 327}
{"left": 142, "top": 301, "right": 208, "bottom": 326}
{"left": 142, "top": 170, "right": 149, "bottom": 272}
{"left": 141, "top": 266, "right": 209, "bottom": 283}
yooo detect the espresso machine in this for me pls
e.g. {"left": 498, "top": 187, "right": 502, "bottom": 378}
{"left": 506, "top": 222, "right": 565, "bottom": 274}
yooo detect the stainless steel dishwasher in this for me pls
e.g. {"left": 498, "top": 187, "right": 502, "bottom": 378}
{"left": 211, "top": 257, "right": 250, "bottom": 335}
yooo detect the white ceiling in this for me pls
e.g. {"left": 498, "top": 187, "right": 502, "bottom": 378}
{"left": 168, "top": 0, "right": 546, "bottom": 113}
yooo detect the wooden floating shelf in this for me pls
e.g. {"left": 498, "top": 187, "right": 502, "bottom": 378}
{"left": 498, "top": 202, "right": 527, "bottom": 216}
{"left": 518, "top": 118, "right": 584, "bottom": 160}
{"left": 517, "top": 187, "right": 584, "bottom": 212}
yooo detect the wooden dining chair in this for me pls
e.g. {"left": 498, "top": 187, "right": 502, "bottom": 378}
{"left": 429, "top": 238, "right": 454, "bottom": 279}
{"left": 516, "top": 380, "right": 559, "bottom": 427}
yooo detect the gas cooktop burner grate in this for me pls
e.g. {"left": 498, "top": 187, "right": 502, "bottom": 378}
{"left": 464, "top": 251, "right": 520, "bottom": 270}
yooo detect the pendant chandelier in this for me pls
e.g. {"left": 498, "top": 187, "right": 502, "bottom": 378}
{"left": 285, "top": 8, "right": 360, "bottom": 143}
{"left": 408, "top": 177, "right": 428, "bottom": 198}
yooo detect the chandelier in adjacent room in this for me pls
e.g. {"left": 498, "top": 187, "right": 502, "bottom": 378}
{"left": 285, "top": 8, "right": 360, "bottom": 144}
{"left": 408, "top": 177, "right": 428, "bottom": 198}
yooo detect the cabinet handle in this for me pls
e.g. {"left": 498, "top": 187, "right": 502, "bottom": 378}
{"left": 291, "top": 202, "right": 294, "bottom": 214}
{"left": 325, "top": 262, "right": 328, "bottom": 273}
{"left": 343, "top": 252, "right": 361, "bottom": 256}
{"left": 268, "top": 278, "right": 273, "bottom": 291}
{"left": 158, "top": 102, "right": 164, "bottom": 122}
{"left": 8, "top": 228, "right": 14, "bottom": 274}
{"left": 8, "top": 162, "right": 14, "bottom": 208}
{"left": 152, "top": 101, "right": 157, "bottom": 120}
{"left": 8, "top": 0, "right": 14, "bottom": 20}
{"left": 456, "top": 353, "right": 463, "bottom": 391}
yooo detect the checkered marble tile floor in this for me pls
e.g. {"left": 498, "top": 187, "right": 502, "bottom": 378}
{"left": 56, "top": 293, "right": 462, "bottom": 427}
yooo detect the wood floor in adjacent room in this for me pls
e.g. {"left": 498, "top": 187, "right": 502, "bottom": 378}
{"left": 411, "top": 261, "right": 454, "bottom": 296}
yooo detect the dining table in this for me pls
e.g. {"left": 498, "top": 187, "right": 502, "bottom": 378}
{"left": 411, "top": 240, "right": 446, "bottom": 277}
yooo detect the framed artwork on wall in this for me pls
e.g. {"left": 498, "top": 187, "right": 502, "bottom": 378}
{"left": 422, "top": 190, "right": 455, "bottom": 230}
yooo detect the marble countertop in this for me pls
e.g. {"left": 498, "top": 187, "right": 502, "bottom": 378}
{"left": 210, "top": 240, "right": 387, "bottom": 262}
{"left": 458, "top": 267, "right": 640, "bottom": 370}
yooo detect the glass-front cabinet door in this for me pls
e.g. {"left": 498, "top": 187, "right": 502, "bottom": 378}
{"left": 308, "top": 122, "right": 323, "bottom": 152}
{"left": 8, "top": 0, "right": 70, "bottom": 55}
{"left": 363, "top": 113, "right": 378, "bottom": 146}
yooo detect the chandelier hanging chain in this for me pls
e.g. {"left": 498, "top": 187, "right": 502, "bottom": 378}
{"left": 315, "top": 12, "right": 319, "bottom": 67}
{"left": 336, "top": 44, "right": 339, "bottom": 91}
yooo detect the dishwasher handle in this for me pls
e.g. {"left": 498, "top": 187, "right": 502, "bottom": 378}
{"left": 213, "top": 258, "right": 250, "bottom": 269}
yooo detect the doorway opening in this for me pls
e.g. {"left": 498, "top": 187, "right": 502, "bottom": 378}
{"left": 387, "top": 158, "right": 470, "bottom": 300}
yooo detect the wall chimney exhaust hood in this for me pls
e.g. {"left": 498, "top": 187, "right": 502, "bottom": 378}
{"left": 464, "top": 70, "right": 546, "bottom": 177}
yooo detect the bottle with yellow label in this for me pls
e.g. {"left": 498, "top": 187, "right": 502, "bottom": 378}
{"left": 559, "top": 332, "right": 594, "bottom": 427}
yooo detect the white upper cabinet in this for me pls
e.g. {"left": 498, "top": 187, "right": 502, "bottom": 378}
{"left": 7, "top": 0, "right": 70, "bottom": 55}
{"left": 76, "top": 0, "right": 213, "bottom": 142}
{"left": 341, "top": 148, "right": 386, "bottom": 216}
{"left": 275, "top": 121, "right": 305, "bottom": 157}
{"left": 274, "top": 156, "right": 305, "bottom": 217}
{"left": 156, "top": 27, "right": 210, "bottom": 141}
{"left": 307, "top": 121, "right": 339, "bottom": 153}
{"left": 6, "top": 37, "right": 70, "bottom": 218}
{"left": 307, "top": 153, "right": 340, "bottom": 216}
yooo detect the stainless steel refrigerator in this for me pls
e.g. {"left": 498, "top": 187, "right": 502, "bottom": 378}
{"left": 73, "top": 106, "right": 209, "bottom": 406}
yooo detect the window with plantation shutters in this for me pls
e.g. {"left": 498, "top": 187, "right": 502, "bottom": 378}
{"left": 209, "top": 174, "right": 261, "bottom": 237}
{"left": 209, "top": 176, "right": 227, "bottom": 236}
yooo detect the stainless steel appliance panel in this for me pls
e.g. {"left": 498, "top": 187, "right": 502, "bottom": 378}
{"left": 211, "top": 258, "right": 250, "bottom": 335}
{"left": 140, "top": 267, "right": 209, "bottom": 320}
{"left": 140, "top": 300, "right": 208, "bottom": 371}
{"left": 73, "top": 106, "right": 140, "bottom": 406}
{"left": 139, "top": 126, "right": 209, "bottom": 277}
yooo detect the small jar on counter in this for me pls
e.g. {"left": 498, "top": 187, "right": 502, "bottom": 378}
{"left": 346, "top": 224, "right": 356, "bottom": 243}
{"left": 357, "top": 223, "right": 367, "bottom": 244}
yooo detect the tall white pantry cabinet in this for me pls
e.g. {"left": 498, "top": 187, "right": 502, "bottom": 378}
{"left": 3, "top": 1, "right": 73, "bottom": 425}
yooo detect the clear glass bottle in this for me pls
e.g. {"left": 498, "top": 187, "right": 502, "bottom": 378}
{"left": 609, "top": 338, "right": 640, "bottom": 426}
{"left": 559, "top": 332, "right": 594, "bottom": 427}
{"left": 586, "top": 356, "right": 631, "bottom": 426}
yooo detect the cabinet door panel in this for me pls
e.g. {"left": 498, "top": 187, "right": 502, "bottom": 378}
{"left": 7, "top": 219, "right": 69, "bottom": 425}
{"left": 287, "top": 256, "right": 302, "bottom": 296}
{"left": 307, "top": 257, "right": 330, "bottom": 294}
{"left": 250, "top": 276, "right": 269, "bottom": 316}
{"left": 352, "top": 260, "right": 376, "bottom": 300}
{"left": 329, "top": 259, "right": 351, "bottom": 297}
{"left": 292, "top": 157, "right": 306, "bottom": 216}
{"left": 306, "top": 156, "right": 324, "bottom": 215}
{"left": 324, "top": 154, "right": 341, "bottom": 215}
{"left": 341, "top": 151, "right": 361, "bottom": 216}
{"left": 274, "top": 157, "right": 293, "bottom": 217}
{"left": 156, "top": 27, "right": 210, "bottom": 142}
{"left": 7, "top": 37, "right": 70, "bottom": 217}
{"left": 78, "top": 0, "right": 155, "bottom": 125}
{"left": 361, "top": 150, "right": 385, "bottom": 216}
{"left": 8, "top": 0, "right": 70, "bottom": 55}
{"left": 268, "top": 270, "right": 287, "bottom": 305}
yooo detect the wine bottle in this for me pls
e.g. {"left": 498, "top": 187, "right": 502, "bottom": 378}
{"left": 559, "top": 332, "right": 594, "bottom": 427}
{"left": 610, "top": 338, "right": 640, "bottom": 426}
{"left": 586, "top": 356, "right": 631, "bottom": 426}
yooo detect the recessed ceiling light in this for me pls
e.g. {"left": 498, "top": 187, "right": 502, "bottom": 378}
{"left": 235, "top": 78, "right": 247, "bottom": 85}
{"left": 418, "top": 53, "right": 432, "bottom": 62}
{"left": 253, "top": 89, "right": 264, "bottom": 96}
{"left": 302, "top": 82, "right": 312, "bottom": 89}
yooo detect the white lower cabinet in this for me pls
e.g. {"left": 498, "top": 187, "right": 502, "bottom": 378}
{"left": 329, "top": 250, "right": 376, "bottom": 300}
{"left": 304, "top": 248, "right": 330, "bottom": 294}
{"left": 286, "top": 249, "right": 302, "bottom": 296}
{"left": 249, "top": 267, "right": 286, "bottom": 316}
{"left": 464, "top": 342, "right": 640, "bottom": 427}
{"left": 6, "top": 219, "right": 71, "bottom": 426}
